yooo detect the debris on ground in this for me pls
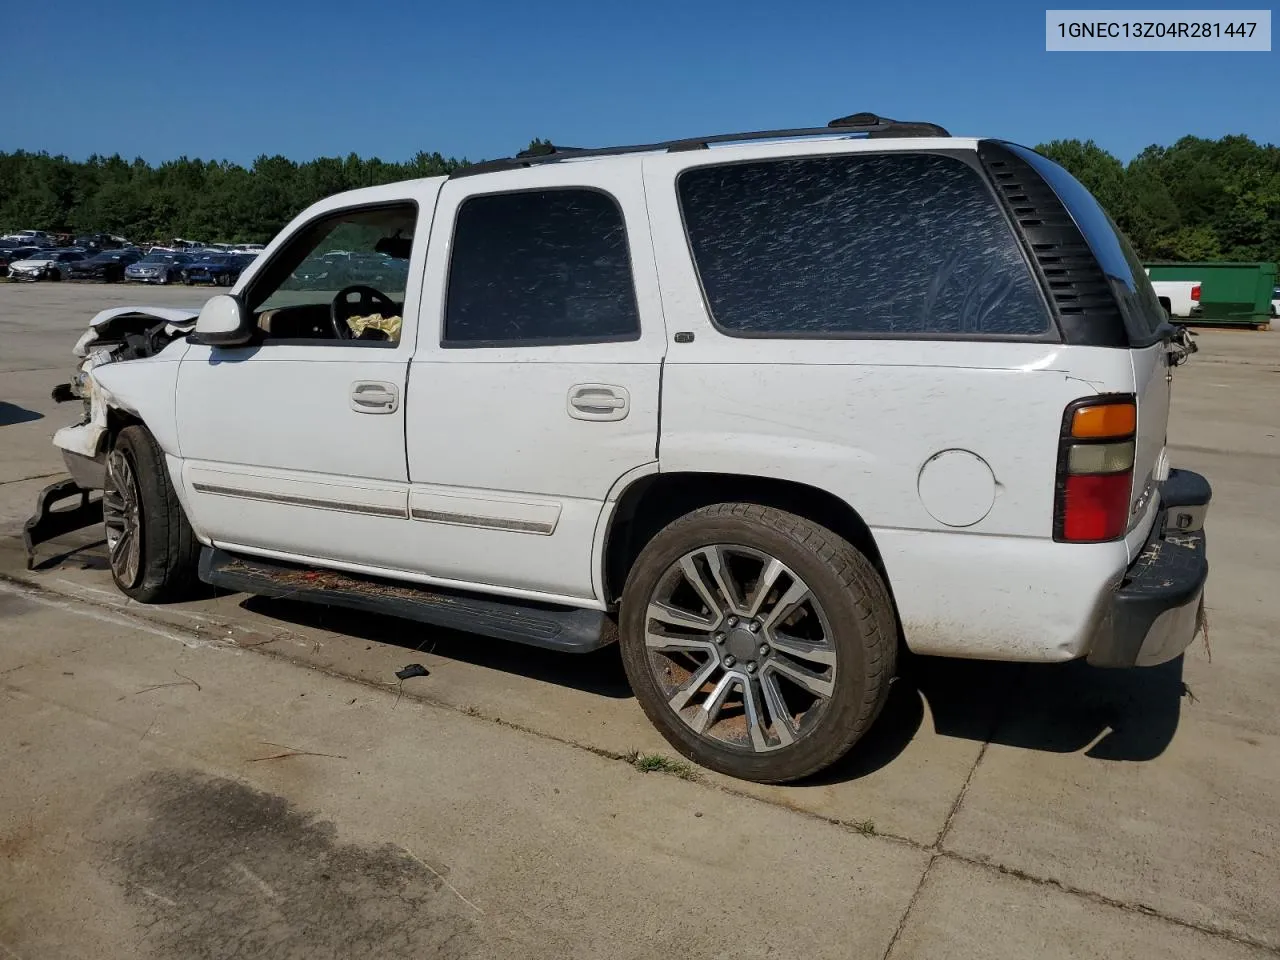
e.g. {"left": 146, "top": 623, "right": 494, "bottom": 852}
{"left": 250, "top": 740, "right": 347, "bottom": 762}
{"left": 395, "top": 663, "right": 429, "bottom": 681}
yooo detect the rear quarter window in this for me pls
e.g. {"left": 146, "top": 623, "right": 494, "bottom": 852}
{"left": 678, "top": 152, "right": 1051, "bottom": 338}
{"left": 1004, "top": 144, "right": 1168, "bottom": 343}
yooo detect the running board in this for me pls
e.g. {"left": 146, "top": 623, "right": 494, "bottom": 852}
{"left": 198, "top": 547, "right": 614, "bottom": 654}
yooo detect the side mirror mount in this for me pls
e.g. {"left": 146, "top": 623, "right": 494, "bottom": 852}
{"left": 190, "top": 294, "right": 254, "bottom": 346}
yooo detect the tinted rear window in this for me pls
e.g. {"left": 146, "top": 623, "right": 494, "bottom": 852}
{"left": 1004, "top": 144, "right": 1167, "bottom": 342}
{"left": 678, "top": 153, "right": 1050, "bottom": 338}
{"left": 445, "top": 189, "right": 639, "bottom": 345}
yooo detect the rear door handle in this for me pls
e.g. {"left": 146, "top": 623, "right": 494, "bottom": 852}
{"left": 567, "top": 384, "right": 629, "bottom": 421}
{"left": 350, "top": 380, "right": 399, "bottom": 414}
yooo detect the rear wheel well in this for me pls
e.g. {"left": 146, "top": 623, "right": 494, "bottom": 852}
{"left": 603, "top": 472, "right": 888, "bottom": 605}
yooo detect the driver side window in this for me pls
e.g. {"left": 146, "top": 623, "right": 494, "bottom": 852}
{"left": 247, "top": 202, "right": 417, "bottom": 346}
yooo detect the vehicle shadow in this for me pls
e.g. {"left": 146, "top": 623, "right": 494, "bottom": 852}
{"left": 241, "top": 594, "right": 633, "bottom": 700}
{"left": 814, "top": 650, "right": 1187, "bottom": 783}
{"left": 235, "top": 591, "right": 1188, "bottom": 776}
{"left": 0, "top": 402, "right": 43, "bottom": 426}
{"left": 23, "top": 532, "right": 1186, "bottom": 773}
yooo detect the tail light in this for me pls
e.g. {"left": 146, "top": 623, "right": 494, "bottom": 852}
{"left": 1054, "top": 396, "right": 1136, "bottom": 543}
{"left": 1191, "top": 284, "right": 1201, "bottom": 302}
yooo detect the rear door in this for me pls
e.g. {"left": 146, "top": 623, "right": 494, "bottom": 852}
{"left": 404, "top": 158, "right": 666, "bottom": 602}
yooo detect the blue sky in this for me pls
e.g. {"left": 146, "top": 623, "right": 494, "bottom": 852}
{"left": 1, "top": 0, "right": 1274, "bottom": 165}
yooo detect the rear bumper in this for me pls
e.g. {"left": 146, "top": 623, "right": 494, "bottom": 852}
{"left": 1086, "top": 469, "right": 1210, "bottom": 667}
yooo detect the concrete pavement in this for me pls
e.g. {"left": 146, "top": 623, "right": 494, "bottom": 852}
{"left": 1, "top": 282, "right": 1277, "bottom": 958}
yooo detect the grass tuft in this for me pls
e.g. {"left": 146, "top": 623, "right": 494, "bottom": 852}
{"left": 626, "top": 751, "right": 700, "bottom": 781}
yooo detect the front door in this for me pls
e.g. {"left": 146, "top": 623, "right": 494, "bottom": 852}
{"left": 175, "top": 194, "right": 432, "bottom": 567}
{"left": 404, "top": 158, "right": 667, "bottom": 602}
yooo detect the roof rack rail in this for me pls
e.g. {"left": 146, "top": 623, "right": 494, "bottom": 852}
{"left": 450, "top": 113, "right": 950, "bottom": 178}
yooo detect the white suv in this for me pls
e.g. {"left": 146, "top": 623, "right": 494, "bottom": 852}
{"left": 46, "top": 114, "right": 1210, "bottom": 782}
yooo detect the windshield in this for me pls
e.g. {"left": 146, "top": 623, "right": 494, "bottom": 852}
{"left": 140, "top": 253, "right": 181, "bottom": 263}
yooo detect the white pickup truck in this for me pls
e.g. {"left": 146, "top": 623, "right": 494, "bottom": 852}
{"left": 41, "top": 115, "right": 1210, "bottom": 783}
{"left": 1147, "top": 276, "right": 1202, "bottom": 320}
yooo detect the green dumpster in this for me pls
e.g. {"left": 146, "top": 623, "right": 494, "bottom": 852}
{"left": 1145, "top": 261, "right": 1278, "bottom": 329}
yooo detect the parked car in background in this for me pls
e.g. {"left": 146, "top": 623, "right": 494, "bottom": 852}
{"left": 0, "top": 245, "right": 43, "bottom": 277}
{"left": 181, "top": 252, "right": 255, "bottom": 286}
{"left": 67, "top": 248, "right": 143, "bottom": 282}
{"left": 1271, "top": 286, "right": 1279, "bottom": 318}
{"left": 73, "top": 234, "right": 127, "bottom": 252}
{"left": 1, "top": 229, "right": 53, "bottom": 247}
{"left": 6, "top": 249, "right": 85, "bottom": 280}
{"left": 1147, "top": 275, "right": 1202, "bottom": 320}
{"left": 124, "top": 251, "right": 191, "bottom": 284}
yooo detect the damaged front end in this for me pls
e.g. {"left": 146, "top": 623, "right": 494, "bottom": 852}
{"left": 26, "top": 307, "right": 198, "bottom": 569}
{"left": 51, "top": 306, "right": 198, "bottom": 488}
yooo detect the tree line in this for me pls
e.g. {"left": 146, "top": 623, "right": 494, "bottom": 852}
{"left": 1, "top": 134, "right": 1277, "bottom": 263}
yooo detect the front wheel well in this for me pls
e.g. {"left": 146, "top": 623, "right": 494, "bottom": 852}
{"left": 104, "top": 407, "right": 143, "bottom": 447}
{"left": 603, "top": 472, "right": 888, "bottom": 605}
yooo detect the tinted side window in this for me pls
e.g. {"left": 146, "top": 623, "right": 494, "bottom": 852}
{"left": 679, "top": 153, "right": 1050, "bottom": 337}
{"left": 445, "top": 189, "right": 640, "bottom": 345}
{"left": 1005, "top": 144, "right": 1167, "bottom": 341}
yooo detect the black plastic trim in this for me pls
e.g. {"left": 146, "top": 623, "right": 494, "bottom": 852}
{"left": 23, "top": 479, "right": 102, "bottom": 571}
{"left": 198, "top": 547, "right": 614, "bottom": 654}
{"left": 977, "top": 141, "right": 1128, "bottom": 348}
{"left": 1086, "top": 476, "right": 1209, "bottom": 669}
{"left": 1161, "top": 468, "right": 1212, "bottom": 510}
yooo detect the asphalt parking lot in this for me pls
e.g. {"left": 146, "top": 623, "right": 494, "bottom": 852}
{"left": 1, "top": 281, "right": 1278, "bottom": 959}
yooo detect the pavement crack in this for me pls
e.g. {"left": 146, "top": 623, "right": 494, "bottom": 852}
{"left": 939, "top": 850, "right": 1280, "bottom": 956}
{"left": 0, "top": 471, "right": 64, "bottom": 487}
{"left": 399, "top": 846, "right": 485, "bottom": 916}
{"left": 934, "top": 741, "right": 988, "bottom": 849}
{"left": 5, "top": 570, "right": 1278, "bottom": 956}
{"left": 881, "top": 853, "right": 938, "bottom": 960}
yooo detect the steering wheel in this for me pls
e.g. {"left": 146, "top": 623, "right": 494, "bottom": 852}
{"left": 330, "top": 285, "right": 396, "bottom": 339}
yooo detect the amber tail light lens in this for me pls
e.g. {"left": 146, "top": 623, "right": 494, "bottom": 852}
{"left": 1055, "top": 397, "right": 1137, "bottom": 543}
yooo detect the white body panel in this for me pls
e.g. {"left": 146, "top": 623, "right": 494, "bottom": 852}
{"left": 641, "top": 144, "right": 1154, "bottom": 660}
{"left": 173, "top": 179, "right": 443, "bottom": 566}
{"left": 402, "top": 157, "right": 666, "bottom": 600}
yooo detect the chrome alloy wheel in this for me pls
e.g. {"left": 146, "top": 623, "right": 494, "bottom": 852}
{"left": 104, "top": 448, "right": 142, "bottom": 588}
{"left": 643, "top": 545, "right": 838, "bottom": 752}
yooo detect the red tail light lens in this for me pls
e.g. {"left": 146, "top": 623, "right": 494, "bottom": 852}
{"left": 1055, "top": 396, "right": 1137, "bottom": 543}
{"left": 1061, "top": 473, "right": 1132, "bottom": 541}
{"left": 1191, "top": 284, "right": 1201, "bottom": 302}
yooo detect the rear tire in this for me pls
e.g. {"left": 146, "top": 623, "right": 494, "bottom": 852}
{"left": 619, "top": 503, "right": 896, "bottom": 783}
{"left": 104, "top": 425, "right": 201, "bottom": 602}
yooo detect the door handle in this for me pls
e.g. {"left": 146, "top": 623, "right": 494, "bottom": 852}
{"left": 350, "top": 380, "right": 399, "bottom": 414}
{"left": 567, "top": 384, "right": 630, "bottom": 421}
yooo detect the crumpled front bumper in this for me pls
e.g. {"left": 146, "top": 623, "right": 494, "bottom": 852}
{"left": 1087, "top": 470, "right": 1211, "bottom": 667}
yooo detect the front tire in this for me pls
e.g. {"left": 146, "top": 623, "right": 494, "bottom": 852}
{"left": 619, "top": 503, "right": 896, "bottom": 783}
{"left": 104, "top": 425, "right": 201, "bottom": 602}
